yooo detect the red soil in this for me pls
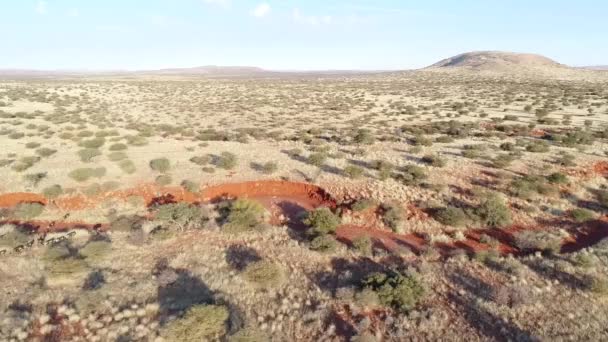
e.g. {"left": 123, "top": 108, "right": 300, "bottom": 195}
{"left": 1, "top": 180, "right": 606, "bottom": 256}
{"left": 567, "top": 161, "right": 608, "bottom": 180}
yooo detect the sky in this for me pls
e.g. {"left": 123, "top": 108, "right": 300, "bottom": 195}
{"left": 0, "top": 0, "right": 606, "bottom": 70}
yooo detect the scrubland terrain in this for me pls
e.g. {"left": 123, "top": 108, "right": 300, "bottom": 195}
{"left": 1, "top": 60, "right": 608, "bottom": 341}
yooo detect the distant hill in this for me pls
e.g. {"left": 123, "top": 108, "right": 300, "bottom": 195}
{"left": 425, "top": 51, "right": 569, "bottom": 74}
{"left": 581, "top": 65, "right": 608, "bottom": 71}
{"left": 143, "top": 65, "right": 267, "bottom": 76}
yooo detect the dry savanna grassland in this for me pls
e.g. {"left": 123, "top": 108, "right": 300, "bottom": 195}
{"left": 1, "top": 52, "right": 608, "bottom": 341}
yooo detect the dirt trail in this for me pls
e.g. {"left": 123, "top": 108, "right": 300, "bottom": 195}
{"left": 0, "top": 180, "right": 606, "bottom": 256}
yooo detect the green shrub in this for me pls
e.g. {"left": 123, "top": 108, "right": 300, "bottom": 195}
{"left": 68, "top": 167, "right": 106, "bottom": 182}
{"left": 156, "top": 202, "right": 208, "bottom": 230}
{"left": 77, "top": 148, "right": 101, "bottom": 162}
{"left": 547, "top": 172, "right": 568, "bottom": 184}
{"left": 352, "top": 199, "right": 376, "bottom": 212}
{"left": 303, "top": 207, "right": 340, "bottom": 236}
{"left": 108, "top": 151, "right": 127, "bottom": 161}
{"left": 308, "top": 152, "right": 327, "bottom": 167}
{"left": 474, "top": 193, "right": 512, "bottom": 228}
{"left": 344, "top": 165, "right": 365, "bottom": 179}
{"left": 24, "top": 172, "right": 47, "bottom": 186}
{"left": 571, "top": 208, "right": 595, "bottom": 223}
{"left": 228, "top": 328, "right": 269, "bottom": 342}
{"left": 243, "top": 260, "right": 285, "bottom": 287}
{"left": 109, "top": 143, "right": 127, "bottom": 151}
{"left": 259, "top": 161, "right": 278, "bottom": 174}
{"left": 217, "top": 152, "right": 237, "bottom": 170}
{"left": 223, "top": 199, "right": 266, "bottom": 233}
{"left": 118, "top": 159, "right": 136, "bottom": 174}
{"left": 11, "top": 156, "right": 40, "bottom": 172}
{"left": 421, "top": 154, "right": 446, "bottom": 167}
{"left": 181, "top": 180, "right": 199, "bottom": 193}
{"left": 161, "top": 304, "right": 229, "bottom": 341}
{"left": 25, "top": 142, "right": 41, "bottom": 149}
{"left": 434, "top": 206, "right": 467, "bottom": 227}
{"left": 0, "top": 224, "right": 30, "bottom": 248}
{"left": 80, "top": 241, "right": 112, "bottom": 261}
{"left": 14, "top": 202, "right": 44, "bottom": 219}
{"left": 42, "top": 184, "right": 63, "bottom": 198}
{"left": 190, "top": 155, "right": 211, "bottom": 165}
{"left": 514, "top": 230, "right": 562, "bottom": 254}
{"left": 36, "top": 147, "right": 57, "bottom": 157}
{"left": 492, "top": 154, "right": 515, "bottom": 168}
{"left": 310, "top": 235, "right": 339, "bottom": 253}
{"left": 353, "top": 129, "right": 375, "bottom": 145}
{"left": 79, "top": 137, "right": 105, "bottom": 149}
{"left": 381, "top": 203, "right": 405, "bottom": 233}
{"left": 411, "top": 135, "right": 432, "bottom": 146}
{"left": 526, "top": 140, "right": 550, "bottom": 153}
{"left": 399, "top": 165, "right": 428, "bottom": 186}
{"left": 362, "top": 271, "right": 425, "bottom": 313}
{"left": 155, "top": 174, "right": 172, "bottom": 186}
{"left": 150, "top": 158, "right": 171, "bottom": 172}
{"left": 352, "top": 236, "right": 373, "bottom": 256}
{"left": 45, "top": 257, "right": 89, "bottom": 278}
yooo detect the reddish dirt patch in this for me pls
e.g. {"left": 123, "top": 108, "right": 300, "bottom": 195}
{"left": 567, "top": 161, "right": 608, "bottom": 180}
{"left": 0, "top": 193, "right": 47, "bottom": 207}
{"left": 337, "top": 225, "right": 427, "bottom": 254}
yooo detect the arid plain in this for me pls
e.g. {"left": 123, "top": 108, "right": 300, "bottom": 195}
{"left": 1, "top": 52, "right": 608, "bottom": 341}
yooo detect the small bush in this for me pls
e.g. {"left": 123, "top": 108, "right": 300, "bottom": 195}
{"left": 217, "top": 152, "right": 238, "bottom": 170}
{"left": 381, "top": 203, "right": 405, "bottom": 233}
{"left": 14, "top": 202, "right": 44, "bottom": 219}
{"left": 308, "top": 152, "right": 327, "bottom": 167}
{"left": 362, "top": 271, "right": 425, "bottom": 313}
{"left": 68, "top": 167, "right": 106, "bottom": 182}
{"left": 150, "top": 158, "right": 171, "bottom": 172}
{"left": 514, "top": 230, "right": 562, "bottom": 254}
{"left": 352, "top": 236, "right": 373, "bottom": 256}
{"left": 108, "top": 151, "right": 127, "bottom": 161}
{"left": 118, "top": 159, "right": 136, "bottom": 174}
{"left": 155, "top": 174, "right": 173, "bottom": 186}
{"left": 77, "top": 148, "right": 101, "bottom": 162}
{"left": 162, "top": 304, "right": 229, "bottom": 341}
{"left": 571, "top": 208, "right": 595, "bottom": 223}
{"left": 259, "top": 161, "right": 278, "bottom": 174}
{"left": 351, "top": 199, "right": 376, "bottom": 212}
{"left": 421, "top": 154, "right": 446, "bottom": 167}
{"left": 79, "top": 137, "right": 105, "bottom": 149}
{"left": 303, "top": 207, "right": 340, "bottom": 236}
{"left": 155, "top": 202, "right": 208, "bottom": 230}
{"left": 310, "top": 235, "right": 339, "bottom": 253}
{"left": 79, "top": 241, "right": 112, "bottom": 261}
{"left": 108, "top": 143, "right": 127, "bottom": 151}
{"left": 399, "top": 165, "right": 428, "bottom": 186}
{"left": 223, "top": 199, "right": 266, "bottom": 233}
{"left": 42, "top": 184, "right": 63, "bottom": 198}
{"left": 434, "top": 206, "right": 467, "bottom": 227}
{"left": 474, "top": 193, "right": 512, "bottom": 228}
{"left": 36, "top": 147, "right": 57, "bottom": 157}
{"left": 547, "top": 172, "right": 568, "bottom": 184}
{"left": 344, "top": 165, "right": 365, "bottom": 179}
{"left": 181, "top": 180, "right": 199, "bottom": 193}
{"left": 190, "top": 155, "right": 211, "bottom": 165}
{"left": 243, "top": 260, "right": 285, "bottom": 287}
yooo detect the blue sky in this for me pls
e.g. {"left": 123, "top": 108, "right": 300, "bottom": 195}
{"left": 0, "top": 0, "right": 606, "bottom": 70}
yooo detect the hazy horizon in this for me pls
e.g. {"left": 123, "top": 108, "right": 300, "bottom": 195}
{"left": 1, "top": 0, "right": 607, "bottom": 70}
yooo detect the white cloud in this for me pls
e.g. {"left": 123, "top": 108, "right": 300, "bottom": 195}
{"left": 35, "top": 0, "right": 47, "bottom": 15}
{"left": 67, "top": 8, "right": 80, "bottom": 17}
{"left": 252, "top": 3, "right": 270, "bottom": 18}
{"left": 292, "top": 8, "right": 332, "bottom": 26}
